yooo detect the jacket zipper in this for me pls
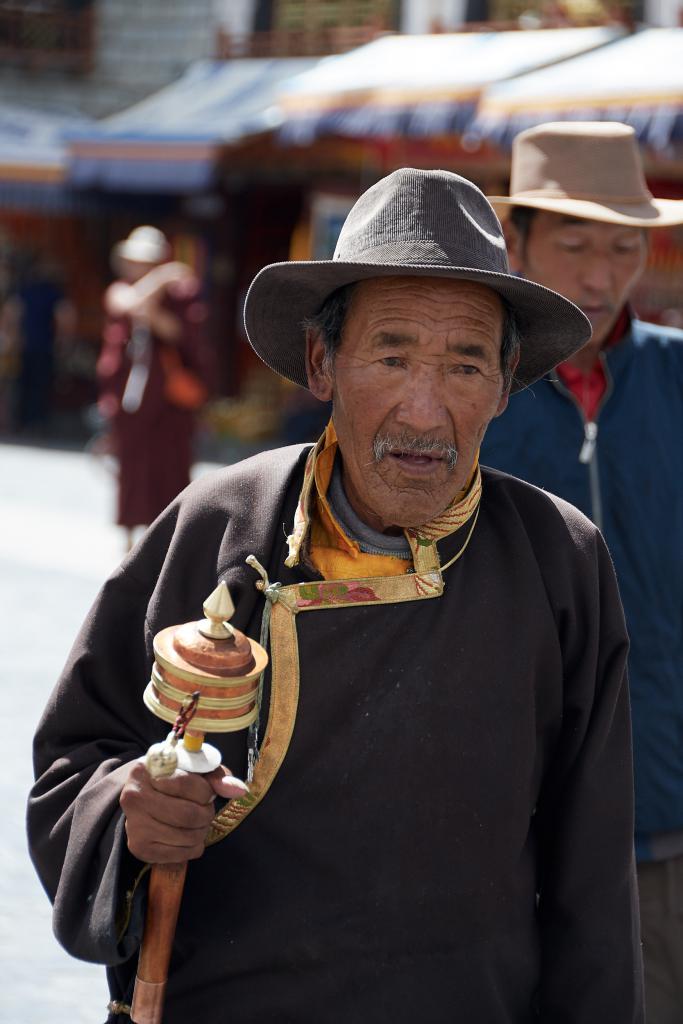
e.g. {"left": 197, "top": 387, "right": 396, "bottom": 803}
{"left": 551, "top": 353, "right": 614, "bottom": 532}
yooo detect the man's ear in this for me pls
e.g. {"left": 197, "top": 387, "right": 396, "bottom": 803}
{"left": 495, "top": 391, "right": 511, "bottom": 417}
{"left": 494, "top": 348, "right": 520, "bottom": 417}
{"left": 503, "top": 219, "right": 523, "bottom": 274}
{"left": 305, "top": 328, "right": 334, "bottom": 402}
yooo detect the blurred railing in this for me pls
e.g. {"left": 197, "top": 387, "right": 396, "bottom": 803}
{"left": 0, "top": 3, "right": 94, "bottom": 73}
{"left": 216, "top": 24, "right": 385, "bottom": 59}
{"left": 216, "top": 12, "right": 635, "bottom": 58}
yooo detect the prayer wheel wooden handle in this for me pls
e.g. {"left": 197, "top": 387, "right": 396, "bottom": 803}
{"left": 131, "top": 863, "right": 188, "bottom": 1024}
{"left": 131, "top": 581, "right": 269, "bottom": 1024}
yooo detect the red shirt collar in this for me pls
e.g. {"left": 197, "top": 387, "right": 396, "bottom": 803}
{"left": 602, "top": 306, "right": 631, "bottom": 351}
{"left": 555, "top": 307, "right": 631, "bottom": 421}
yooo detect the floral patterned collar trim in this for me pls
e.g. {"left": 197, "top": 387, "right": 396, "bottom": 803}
{"left": 285, "top": 432, "right": 482, "bottom": 576}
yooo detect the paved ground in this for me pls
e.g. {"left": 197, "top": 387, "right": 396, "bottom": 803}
{"left": 0, "top": 442, "right": 239, "bottom": 1024}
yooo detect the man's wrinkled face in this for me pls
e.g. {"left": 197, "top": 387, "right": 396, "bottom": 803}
{"left": 306, "top": 276, "right": 512, "bottom": 532}
{"left": 506, "top": 211, "right": 647, "bottom": 351}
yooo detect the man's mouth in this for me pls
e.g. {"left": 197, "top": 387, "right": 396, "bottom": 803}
{"left": 373, "top": 432, "right": 458, "bottom": 472}
{"left": 389, "top": 451, "right": 445, "bottom": 467}
{"left": 582, "top": 304, "right": 609, "bottom": 319}
{"left": 384, "top": 451, "right": 448, "bottom": 479}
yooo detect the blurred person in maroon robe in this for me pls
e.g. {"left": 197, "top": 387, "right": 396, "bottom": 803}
{"left": 97, "top": 226, "right": 211, "bottom": 550}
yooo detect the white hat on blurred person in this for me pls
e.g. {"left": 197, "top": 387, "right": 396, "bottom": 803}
{"left": 113, "top": 226, "right": 170, "bottom": 265}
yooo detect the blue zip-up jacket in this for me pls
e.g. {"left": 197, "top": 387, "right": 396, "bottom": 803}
{"left": 481, "top": 319, "right": 683, "bottom": 854}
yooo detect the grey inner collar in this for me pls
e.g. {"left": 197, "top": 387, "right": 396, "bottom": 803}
{"left": 326, "top": 457, "right": 412, "bottom": 560}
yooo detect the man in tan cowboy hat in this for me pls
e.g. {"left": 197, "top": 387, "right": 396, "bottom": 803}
{"left": 29, "top": 168, "right": 643, "bottom": 1022}
{"left": 482, "top": 121, "right": 683, "bottom": 1023}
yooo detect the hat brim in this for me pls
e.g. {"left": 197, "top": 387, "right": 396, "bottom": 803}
{"left": 244, "top": 260, "right": 591, "bottom": 394}
{"left": 490, "top": 194, "right": 683, "bottom": 228}
{"left": 112, "top": 241, "right": 167, "bottom": 264}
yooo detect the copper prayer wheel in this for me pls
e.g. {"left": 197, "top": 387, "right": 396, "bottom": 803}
{"left": 142, "top": 581, "right": 268, "bottom": 738}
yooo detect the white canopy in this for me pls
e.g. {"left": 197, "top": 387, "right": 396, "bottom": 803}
{"left": 274, "top": 27, "right": 622, "bottom": 142}
{"left": 472, "top": 28, "right": 683, "bottom": 150}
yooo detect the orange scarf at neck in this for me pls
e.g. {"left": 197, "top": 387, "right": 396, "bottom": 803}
{"left": 287, "top": 421, "right": 481, "bottom": 581}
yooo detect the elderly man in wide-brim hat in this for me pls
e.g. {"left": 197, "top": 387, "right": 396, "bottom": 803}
{"left": 29, "top": 169, "right": 643, "bottom": 1023}
{"left": 482, "top": 121, "right": 683, "bottom": 1024}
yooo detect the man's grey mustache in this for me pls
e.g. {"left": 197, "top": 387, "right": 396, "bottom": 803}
{"left": 372, "top": 432, "right": 458, "bottom": 470}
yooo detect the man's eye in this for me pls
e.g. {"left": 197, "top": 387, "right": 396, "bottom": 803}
{"left": 614, "top": 243, "right": 641, "bottom": 256}
{"left": 380, "top": 356, "right": 406, "bottom": 368}
{"left": 558, "top": 240, "right": 585, "bottom": 253}
{"left": 449, "top": 363, "right": 479, "bottom": 376}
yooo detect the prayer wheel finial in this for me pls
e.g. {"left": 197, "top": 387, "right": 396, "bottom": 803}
{"left": 198, "top": 580, "right": 236, "bottom": 639}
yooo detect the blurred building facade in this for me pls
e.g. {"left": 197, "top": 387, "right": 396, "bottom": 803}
{"left": 5, "top": 0, "right": 677, "bottom": 119}
{"left": 0, "top": 0, "right": 681, "bottom": 449}
{"left": 0, "top": 0, "right": 217, "bottom": 117}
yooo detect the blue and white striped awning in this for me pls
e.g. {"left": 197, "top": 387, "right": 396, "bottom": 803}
{"left": 0, "top": 103, "right": 94, "bottom": 210}
{"left": 67, "top": 57, "right": 319, "bottom": 192}
{"left": 471, "top": 28, "right": 683, "bottom": 150}
{"left": 274, "top": 27, "right": 623, "bottom": 144}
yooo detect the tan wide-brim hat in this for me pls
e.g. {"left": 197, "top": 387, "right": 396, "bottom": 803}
{"left": 112, "top": 225, "right": 170, "bottom": 265}
{"left": 245, "top": 168, "right": 591, "bottom": 394}
{"left": 490, "top": 121, "right": 683, "bottom": 228}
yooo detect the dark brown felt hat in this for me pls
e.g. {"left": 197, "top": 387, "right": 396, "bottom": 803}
{"left": 244, "top": 167, "right": 591, "bottom": 393}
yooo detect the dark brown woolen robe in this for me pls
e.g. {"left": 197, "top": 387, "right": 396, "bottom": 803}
{"left": 27, "top": 446, "right": 643, "bottom": 1023}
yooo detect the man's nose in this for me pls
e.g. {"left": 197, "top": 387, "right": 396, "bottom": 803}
{"left": 393, "top": 366, "right": 449, "bottom": 433}
{"left": 580, "top": 253, "right": 613, "bottom": 293}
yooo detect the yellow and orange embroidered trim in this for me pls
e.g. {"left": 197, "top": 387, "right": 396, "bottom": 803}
{"left": 207, "top": 598, "right": 300, "bottom": 844}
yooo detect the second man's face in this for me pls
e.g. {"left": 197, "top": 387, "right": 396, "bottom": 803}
{"left": 506, "top": 211, "right": 647, "bottom": 351}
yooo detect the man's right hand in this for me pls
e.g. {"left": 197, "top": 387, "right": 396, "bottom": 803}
{"left": 120, "top": 762, "right": 249, "bottom": 864}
